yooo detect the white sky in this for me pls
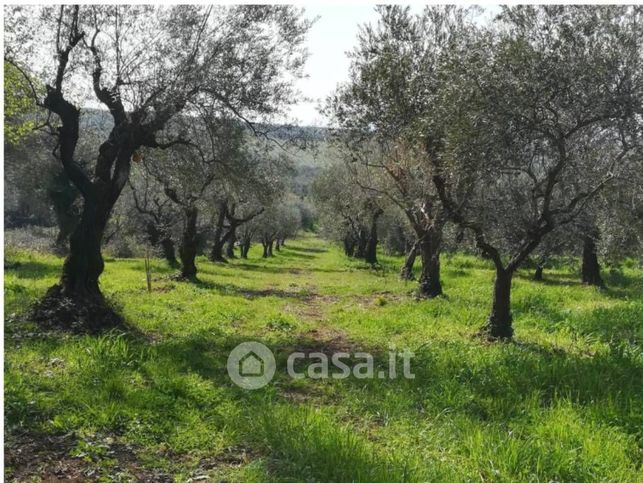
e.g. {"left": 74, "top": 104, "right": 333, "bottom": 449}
{"left": 290, "top": 4, "right": 500, "bottom": 126}
{"left": 289, "top": 4, "right": 381, "bottom": 126}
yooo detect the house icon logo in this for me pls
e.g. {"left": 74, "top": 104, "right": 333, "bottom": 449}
{"left": 239, "top": 351, "right": 264, "bottom": 377}
{"left": 227, "top": 341, "right": 276, "bottom": 389}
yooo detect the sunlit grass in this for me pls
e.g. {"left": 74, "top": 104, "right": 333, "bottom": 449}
{"left": 4, "top": 233, "right": 642, "bottom": 481}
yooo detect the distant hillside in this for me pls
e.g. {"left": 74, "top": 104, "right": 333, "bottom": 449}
{"left": 74, "top": 108, "right": 338, "bottom": 198}
{"left": 78, "top": 108, "right": 332, "bottom": 141}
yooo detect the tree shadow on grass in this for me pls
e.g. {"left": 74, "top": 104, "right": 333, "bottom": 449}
{"left": 7, "top": 322, "right": 413, "bottom": 481}
{"left": 226, "top": 263, "right": 302, "bottom": 275}
{"left": 334, "top": 337, "right": 642, "bottom": 440}
{"left": 106, "top": 258, "right": 178, "bottom": 276}
{"left": 7, "top": 316, "right": 640, "bottom": 482}
{"left": 604, "top": 269, "right": 643, "bottom": 289}
{"left": 512, "top": 292, "right": 569, "bottom": 326}
{"left": 286, "top": 246, "right": 328, "bottom": 254}
{"left": 515, "top": 269, "right": 641, "bottom": 301}
{"left": 191, "top": 264, "right": 250, "bottom": 279}
{"left": 229, "top": 262, "right": 349, "bottom": 276}
{"left": 602, "top": 284, "right": 641, "bottom": 301}
{"left": 514, "top": 271, "right": 582, "bottom": 287}
{"left": 511, "top": 287, "right": 642, "bottom": 345}
{"left": 189, "top": 277, "right": 319, "bottom": 301}
{"left": 152, "top": 332, "right": 421, "bottom": 480}
{"left": 4, "top": 260, "right": 62, "bottom": 280}
{"left": 276, "top": 250, "right": 316, "bottom": 260}
{"left": 4, "top": 329, "right": 255, "bottom": 479}
{"left": 565, "top": 302, "right": 642, "bottom": 345}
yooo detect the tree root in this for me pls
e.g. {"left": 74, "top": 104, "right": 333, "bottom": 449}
{"left": 475, "top": 318, "right": 513, "bottom": 342}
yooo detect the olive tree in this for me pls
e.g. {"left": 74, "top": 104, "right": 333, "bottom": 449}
{"left": 207, "top": 144, "right": 289, "bottom": 263}
{"left": 5, "top": 5, "right": 310, "bottom": 324}
{"left": 312, "top": 160, "right": 384, "bottom": 265}
{"left": 324, "top": 6, "right": 474, "bottom": 297}
{"left": 142, "top": 112, "right": 249, "bottom": 279}
{"left": 253, "top": 198, "right": 302, "bottom": 257}
{"left": 429, "top": 6, "right": 643, "bottom": 338}
{"left": 127, "top": 169, "right": 180, "bottom": 266}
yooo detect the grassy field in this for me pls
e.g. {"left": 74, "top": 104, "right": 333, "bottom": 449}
{"left": 4, "top": 234, "right": 642, "bottom": 481}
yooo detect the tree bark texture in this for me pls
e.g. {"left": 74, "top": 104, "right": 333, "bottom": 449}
{"left": 179, "top": 206, "right": 199, "bottom": 279}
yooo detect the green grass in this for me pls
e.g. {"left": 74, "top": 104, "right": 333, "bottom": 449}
{"left": 4, "top": 235, "right": 643, "bottom": 481}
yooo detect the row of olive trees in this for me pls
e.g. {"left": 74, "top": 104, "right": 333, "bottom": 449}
{"left": 318, "top": 5, "right": 643, "bottom": 339}
{"left": 312, "top": 161, "right": 384, "bottom": 266}
{"left": 127, "top": 128, "right": 304, "bottom": 280}
{"left": 5, "top": 77, "right": 305, "bottom": 282}
{"left": 4, "top": 5, "right": 312, "bottom": 328}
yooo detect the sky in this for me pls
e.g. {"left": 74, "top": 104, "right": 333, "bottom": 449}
{"left": 291, "top": 4, "right": 500, "bottom": 127}
{"left": 289, "top": 5, "right": 381, "bottom": 126}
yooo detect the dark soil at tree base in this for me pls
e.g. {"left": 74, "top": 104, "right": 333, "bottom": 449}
{"left": 29, "top": 284, "right": 125, "bottom": 334}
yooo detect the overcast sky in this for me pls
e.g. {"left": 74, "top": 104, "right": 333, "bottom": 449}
{"left": 289, "top": 5, "right": 381, "bottom": 126}
{"left": 292, "top": 4, "right": 500, "bottom": 126}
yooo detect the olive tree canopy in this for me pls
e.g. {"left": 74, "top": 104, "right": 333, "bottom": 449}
{"left": 4, "top": 4, "right": 311, "bottom": 327}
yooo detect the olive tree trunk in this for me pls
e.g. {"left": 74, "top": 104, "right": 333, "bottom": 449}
{"left": 343, "top": 234, "right": 356, "bottom": 257}
{"left": 364, "top": 210, "right": 382, "bottom": 265}
{"left": 534, "top": 264, "right": 544, "bottom": 281}
{"left": 58, "top": 194, "right": 113, "bottom": 300}
{"left": 49, "top": 173, "right": 79, "bottom": 254}
{"left": 581, "top": 234, "right": 604, "bottom": 287}
{"left": 400, "top": 240, "right": 418, "bottom": 280}
{"left": 485, "top": 267, "right": 514, "bottom": 339}
{"left": 145, "top": 221, "right": 177, "bottom": 265}
{"left": 225, "top": 226, "right": 237, "bottom": 258}
{"left": 417, "top": 232, "right": 442, "bottom": 298}
{"left": 354, "top": 229, "right": 368, "bottom": 259}
{"left": 209, "top": 205, "right": 228, "bottom": 263}
{"left": 179, "top": 206, "right": 199, "bottom": 279}
{"left": 240, "top": 240, "right": 251, "bottom": 259}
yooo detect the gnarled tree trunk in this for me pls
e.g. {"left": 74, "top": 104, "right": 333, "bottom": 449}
{"left": 58, "top": 193, "right": 113, "bottom": 300}
{"left": 485, "top": 267, "right": 514, "bottom": 339}
{"left": 179, "top": 206, "right": 198, "bottom": 279}
{"left": 364, "top": 209, "right": 382, "bottom": 265}
{"left": 225, "top": 226, "right": 236, "bottom": 258}
{"left": 402, "top": 205, "right": 445, "bottom": 297}
{"left": 354, "top": 229, "right": 368, "bottom": 259}
{"left": 400, "top": 240, "right": 418, "bottom": 280}
{"left": 145, "top": 221, "right": 177, "bottom": 266}
{"left": 240, "top": 240, "right": 251, "bottom": 259}
{"left": 417, "top": 229, "right": 442, "bottom": 298}
{"left": 581, "top": 234, "right": 604, "bottom": 287}
{"left": 343, "top": 234, "right": 356, "bottom": 257}
{"left": 209, "top": 203, "right": 228, "bottom": 263}
{"left": 534, "top": 264, "right": 544, "bottom": 281}
{"left": 145, "top": 221, "right": 161, "bottom": 247}
{"left": 49, "top": 171, "right": 79, "bottom": 254}
{"left": 33, "top": 10, "right": 192, "bottom": 330}
{"left": 210, "top": 240, "right": 227, "bottom": 262}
